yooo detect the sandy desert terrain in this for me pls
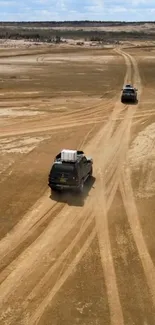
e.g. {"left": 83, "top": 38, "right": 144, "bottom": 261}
{"left": 0, "top": 42, "right": 155, "bottom": 325}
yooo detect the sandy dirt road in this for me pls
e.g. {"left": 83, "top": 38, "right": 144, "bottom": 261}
{"left": 0, "top": 45, "right": 155, "bottom": 325}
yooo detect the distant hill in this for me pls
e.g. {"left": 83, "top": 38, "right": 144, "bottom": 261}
{"left": 0, "top": 21, "right": 154, "bottom": 27}
{"left": 0, "top": 21, "right": 154, "bottom": 43}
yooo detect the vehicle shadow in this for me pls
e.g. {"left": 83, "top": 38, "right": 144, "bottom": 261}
{"left": 50, "top": 176, "right": 96, "bottom": 207}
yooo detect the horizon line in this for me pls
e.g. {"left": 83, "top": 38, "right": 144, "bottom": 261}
{"left": 0, "top": 20, "right": 155, "bottom": 23}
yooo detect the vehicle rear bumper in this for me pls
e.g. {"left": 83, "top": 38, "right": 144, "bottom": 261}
{"left": 48, "top": 183, "right": 79, "bottom": 191}
{"left": 122, "top": 96, "right": 136, "bottom": 101}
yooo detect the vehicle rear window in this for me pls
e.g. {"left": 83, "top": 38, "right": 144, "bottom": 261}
{"left": 123, "top": 89, "right": 134, "bottom": 93}
{"left": 51, "top": 163, "right": 75, "bottom": 174}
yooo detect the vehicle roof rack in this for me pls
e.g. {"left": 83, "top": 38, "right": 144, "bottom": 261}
{"left": 55, "top": 149, "right": 84, "bottom": 163}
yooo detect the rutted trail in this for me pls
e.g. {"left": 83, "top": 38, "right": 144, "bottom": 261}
{"left": 0, "top": 104, "right": 127, "bottom": 324}
{"left": 0, "top": 49, "right": 131, "bottom": 325}
{"left": 27, "top": 105, "right": 131, "bottom": 325}
{"left": 29, "top": 229, "right": 97, "bottom": 325}
{"left": 116, "top": 49, "right": 155, "bottom": 305}
{"left": 0, "top": 124, "right": 98, "bottom": 280}
{"left": 119, "top": 168, "right": 155, "bottom": 306}
{"left": 118, "top": 51, "right": 155, "bottom": 307}
{"left": 0, "top": 47, "right": 153, "bottom": 325}
{"left": 90, "top": 49, "right": 138, "bottom": 325}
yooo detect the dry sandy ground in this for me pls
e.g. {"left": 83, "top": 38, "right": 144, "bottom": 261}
{"left": 0, "top": 42, "right": 155, "bottom": 325}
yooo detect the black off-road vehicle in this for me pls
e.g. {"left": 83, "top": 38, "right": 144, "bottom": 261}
{"left": 121, "top": 84, "right": 138, "bottom": 103}
{"left": 48, "top": 149, "right": 93, "bottom": 193}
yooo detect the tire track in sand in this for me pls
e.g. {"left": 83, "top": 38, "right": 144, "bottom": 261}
{"left": 118, "top": 50, "right": 155, "bottom": 306}
{"left": 120, "top": 168, "right": 155, "bottom": 306}
{"left": 90, "top": 49, "right": 139, "bottom": 325}
{"left": 0, "top": 204, "right": 92, "bottom": 312}
{"left": 29, "top": 229, "right": 97, "bottom": 325}
{"left": 0, "top": 49, "right": 133, "bottom": 325}
{"left": 13, "top": 214, "right": 95, "bottom": 324}
{"left": 16, "top": 102, "right": 130, "bottom": 325}
{"left": 0, "top": 104, "right": 125, "bottom": 324}
{"left": 0, "top": 97, "right": 114, "bottom": 139}
{"left": 30, "top": 116, "right": 130, "bottom": 325}
{"left": 25, "top": 51, "right": 133, "bottom": 325}
{"left": 89, "top": 47, "right": 146, "bottom": 325}
{"left": 21, "top": 49, "right": 155, "bottom": 325}
{"left": 0, "top": 124, "right": 97, "bottom": 282}
{"left": 92, "top": 113, "right": 135, "bottom": 325}
{"left": 23, "top": 113, "right": 129, "bottom": 325}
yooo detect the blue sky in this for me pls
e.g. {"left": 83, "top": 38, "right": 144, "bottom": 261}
{"left": 0, "top": 0, "right": 155, "bottom": 21}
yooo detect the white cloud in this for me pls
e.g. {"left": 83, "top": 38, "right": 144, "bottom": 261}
{"left": 110, "top": 6, "right": 127, "bottom": 13}
{"left": 92, "top": 0, "right": 104, "bottom": 7}
{"left": 0, "top": 0, "right": 154, "bottom": 20}
{"left": 0, "top": 1, "right": 17, "bottom": 5}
